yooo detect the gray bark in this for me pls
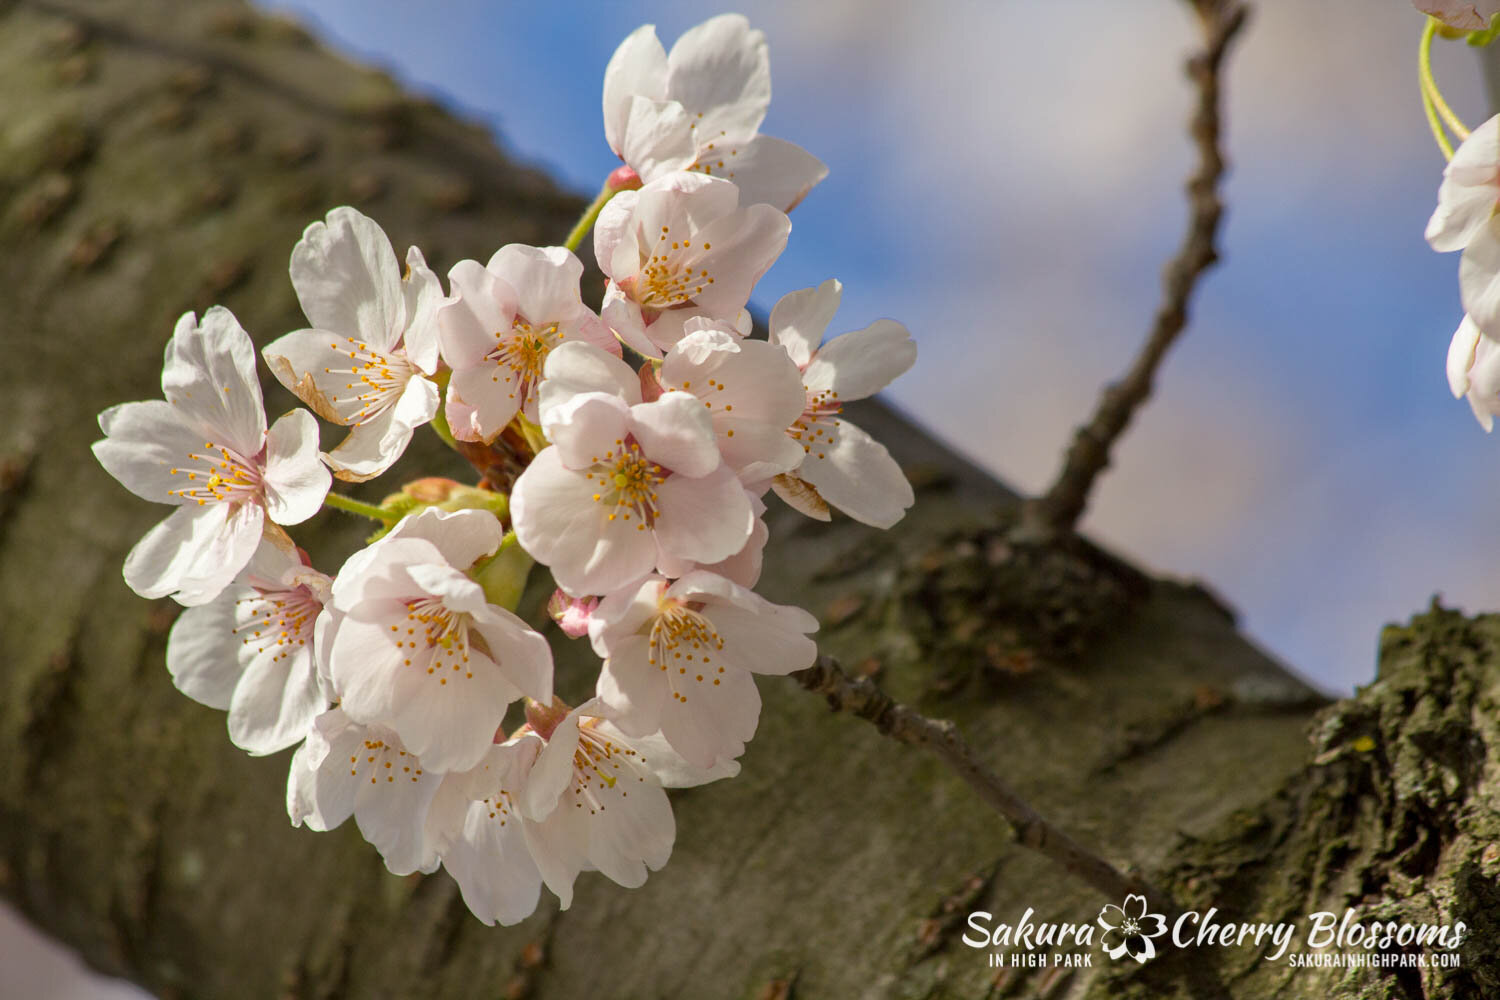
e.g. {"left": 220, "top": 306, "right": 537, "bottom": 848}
{"left": 0, "top": 2, "right": 1484, "bottom": 997}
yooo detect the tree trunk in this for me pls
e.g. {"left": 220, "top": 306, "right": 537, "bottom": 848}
{"left": 0, "top": 2, "right": 1483, "bottom": 997}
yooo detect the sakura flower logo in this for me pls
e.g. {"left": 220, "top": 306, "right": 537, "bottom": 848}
{"left": 1096, "top": 894, "right": 1169, "bottom": 964}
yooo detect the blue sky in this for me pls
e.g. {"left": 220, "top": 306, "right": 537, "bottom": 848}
{"left": 12, "top": 3, "right": 1500, "bottom": 997}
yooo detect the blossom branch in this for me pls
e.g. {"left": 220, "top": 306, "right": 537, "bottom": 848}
{"left": 1017, "top": 0, "right": 1248, "bottom": 542}
{"left": 792, "top": 654, "right": 1168, "bottom": 909}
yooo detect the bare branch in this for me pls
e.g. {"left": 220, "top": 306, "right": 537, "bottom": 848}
{"left": 1018, "top": 0, "right": 1249, "bottom": 542}
{"left": 792, "top": 655, "right": 1168, "bottom": 909}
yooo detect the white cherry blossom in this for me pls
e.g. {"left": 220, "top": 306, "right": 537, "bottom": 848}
{"left": 439, "top": 244, "right": 618, "bottom": 443}
{"left": 1424, "top": 116, "right": 1500, "bottom": 336}
{"left": 262, "top": 207, "right": 443, "bottom": 482}
{"left": 602, "top": 14, "right": 827, "bottom": 212}
{"left": 1447, "top": 313, "right": 1500, "bottom": 430}
{"left": 92, "top": 307, "right": 329, "bottom": 606}
{"left": 166, "top": 538, "right": 332, "bottom": 755}
{"left": 512, "top": 343, "right": 755, "bottom": 595}
{"left": 767, "top": 279, "right": 917, "bottom": 529}
{"left": 590, "top": 571, "right": 817, "bottom": 769}
{"left": 594, "top": 172, "right": 788, "bottom": 356}
{"left": 475, "top": 699, "right": 735, "bottom": 910}
{"left": 327, "top": 508, "right": 553, "bottom": 773}
{"left": 287, "top": 708, "right": 445, "bottom": 875}
{"left": 659, "top": 319, "right": 808, "bottom": 484}
{"left": 422, "top": 740, "right": 544, "bottom": 926}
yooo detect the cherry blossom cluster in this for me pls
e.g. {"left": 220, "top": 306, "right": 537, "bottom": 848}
{"left": 1428, "top": 120, "right": 1500, "bottom": 426}
{"left": 91, "top": 14, "right": 915, "bottom": 924}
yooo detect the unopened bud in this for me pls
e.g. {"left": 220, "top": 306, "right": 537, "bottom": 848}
{"left": 523, "top": 697, "right": 572, "bottom": 740}
{"left": 606, "top": 164, "right": 642, "bottom": 192}
{"left": 547, "top": 589, "right": 599, "bottom": 638}
{"left": 638, "top": 360, "right": 665, "bottom": 402}
{"left": 400, "top": 477, "right": 466, "bottom": 503}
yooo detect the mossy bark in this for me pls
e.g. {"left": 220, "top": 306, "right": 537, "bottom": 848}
{"left": 0, "top": 2, "right": 1486, "bottom": 998}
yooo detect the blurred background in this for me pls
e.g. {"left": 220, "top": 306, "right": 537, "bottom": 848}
{"left": 6, "top": 0, "right": 1494, "bottom": 995}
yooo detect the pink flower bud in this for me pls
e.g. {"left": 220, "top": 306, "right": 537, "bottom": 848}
{"left": 606, "top": 165, "right": 642, "bottom": 192}
{"left": 637, "top": 360, "right": 665, "bottom": 403}
{"left": 523, "top": 697, "right": 572, "bottom": 740}
{"left": 547, "top": 589, "right": 599, "bottom": 638}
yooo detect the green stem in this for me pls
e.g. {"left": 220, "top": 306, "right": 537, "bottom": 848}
{"left": 1420, "top": 18, "right": 1462, "bottom": 160}
{"left": 563, "top": 181, "right": 617, "bottom": 253}
{"left": 322, "top": 492, "right": 398, "bottom": 522}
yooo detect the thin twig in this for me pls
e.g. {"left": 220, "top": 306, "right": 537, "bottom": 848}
{"left": 792, "top": 655, "right": 1169, "bottom": 910}
{"left": 1017, "top": 0, "right": 1248, "bottom": 542}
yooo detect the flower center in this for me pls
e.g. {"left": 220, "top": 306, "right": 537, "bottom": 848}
{"left": 647, "top": 601, "right": 728, "bottom": 704}
{"left": 585, "top": 438, "right": 667, "bottom": 531}
{"left": 633, "top": 224, "right": 715, "bottom": 309}
{"left": 568, "top": 725, "right": 646, "bottom": 815}
{"left": 1122, "top": 918, "right": 1141, "bottom": 936}
{"left": 399, "top": 596, "right": 475, "bottom": 685}
{"left": 166, "top": 440, "right": 263, "bottom": 507}
{"left": 233, "top": 584, "right": 320, "bottom": 662}
{"left": 346, "top": 737, "right": 424, "bottom": 785}
{"left": 488, "top": 316, "right": 561, "bottom": 403}
{"left": 319, "top": 335, "right": 418, "bottom": 426}
{"left": 789, "top": 386, "right": 841, "bottom": 461}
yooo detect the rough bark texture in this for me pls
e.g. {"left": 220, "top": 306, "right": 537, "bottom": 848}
{"left": 0, "top": 2, "right": 1487, "bottom": 998}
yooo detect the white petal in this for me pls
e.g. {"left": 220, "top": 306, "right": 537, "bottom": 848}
{"left": 708, "top": 134, "right": 828, "bottom": 212}
{"left": 401, "top": 245, "right": 443, "bottom": 373}
{"left": 600, "top": 287, "right": 661, "bottom": 360}
{"left": 665, "top": 13, "right": 769, "bottom": 139}
{"left": 290, "top": 207, "right": 405, "bottom": 350}
{"left": 539, "top": 341, "right": 642, "bottom": 421}
{"left": 327, "top": 617, "right": 404, "bottom": 724}
{"left": 228, "top": 641, "right": 324, "bottom": 756}
{"left": 488, "top": 245, "right": 587, "bottom": 329}
{"left": 687, "top": 203, "right": 791, "bottom": 315}
{"left": 595, "top": 634, "right": 666, "bottom": 736}
{"left": 600, "top": 723, "right": 739, "bottom": 788}
{"left": 700, "top": 602, "right": 818, "bottom": 678}
{"left": 769, "top": 279, "right": 841, "bottom": 368}
{"left": 621, "top": 97, "right": 698, "bottom": 181}
{"left": 165, "top": 589, "right": 246, "bottom": 709}
{"left": 444, "top": 797, "right": 543, "bottom": 925}
{"left": 260, "top": 328, "right": 364, "bottom": 425}
{"left": 442, "top": 259, "right": 519, "bottom": 367}
{"left": 594, "top": 191, "right": 641, "bottom": 283}
{"left": 1450, "top": 314, "right": 1482, "bottom": 397}
{"left": 521, "top": 712, "right": 582, "bottom": 821}
{"left": 262, "top": 409, "right": 330, "bottom": 525}
{"left": 386, "top": 653, "right": 517, "bottom": 773}
{"left": 124, "top": 501, "right": 263, "bottom": 606}
{"left": 799, "top": 419, "right": 913, "bottom": 529}
{"left": 804, "top": 319, "right": 917, "bottom": 400}
{"left": 92, "top": 400, "right": 206, "bottom": 504}
{"left": 383, "top": 507, "right": 506, "bottom": 573}
{"left": 657, "top": 666, "right": 760, "bottom": 769}
{"left": 469, "top": 605, "right": 555, "bottom": 704}
{"left": 654, "top": 463, "right": 753, "bottom": 564}
{"left": 323, "top": 375, "right": 438, "bottom": 482}
{"left": 603, "top": 24, "right": 669, "bottom": 156}
{"left": 543, "top": 392, "right": 633, "bottom": 471}
{"left": 161, "top": 307, "right": 267, "bottom": 458}
{"left": 629, "top": 392, "right": 721, "bottom": 478}
{"left": 522, "top": 807, "right": 590, "bottom": 910}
